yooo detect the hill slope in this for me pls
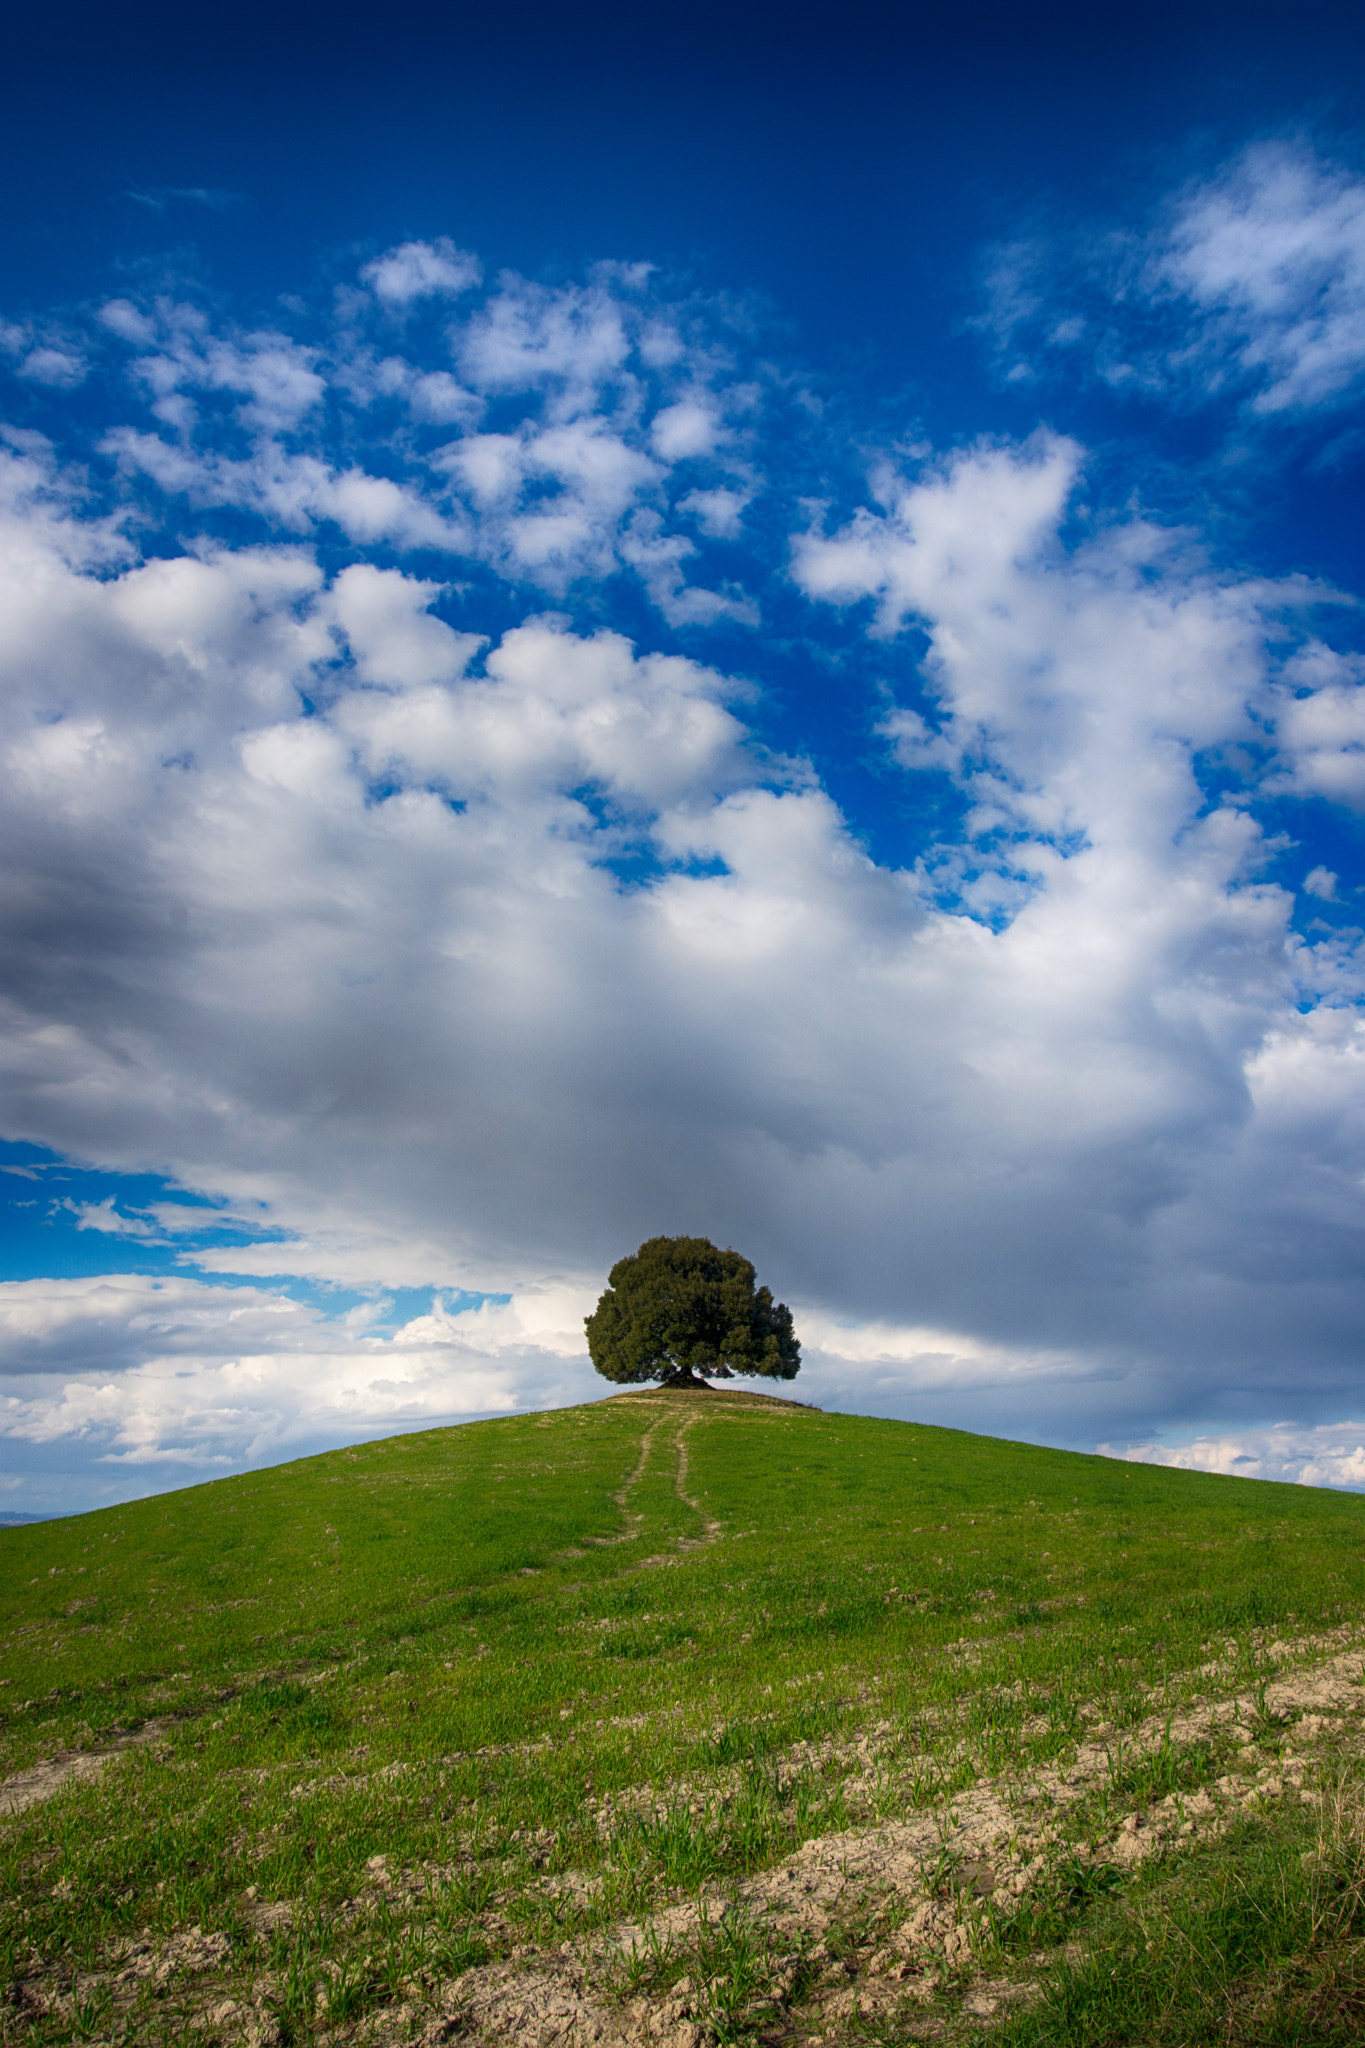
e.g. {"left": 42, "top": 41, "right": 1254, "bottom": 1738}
{"left": 4, "top": 1391, "right": 1365, "bottom": 2045}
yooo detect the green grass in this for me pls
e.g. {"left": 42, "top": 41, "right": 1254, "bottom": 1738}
{"left": 983, "top": 1785, "right": 1365, "bottom": 2047}
{"left": 4, "top": 1387, "right": 1365, "bottom": 2044}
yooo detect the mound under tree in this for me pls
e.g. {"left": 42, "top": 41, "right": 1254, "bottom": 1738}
{"left": 584, "top": 1234, "right": 800, "bottom": 1388}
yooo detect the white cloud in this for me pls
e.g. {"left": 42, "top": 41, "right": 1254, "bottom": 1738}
{"left": 1270, "top": 642, "right": 1365, "bottom": 807}
{"left": 796, "top": 1309, "right": 1097, "bottom": 1398}
{"left": 143, "top": 1201, "right": 246, "bottom": 1235}
{"left": 408, "top": 371, "right": 481, "bottom": 425}
{"left": 0, "top": 321, "right": 88, "bottom": 388}
{"left": 83, "top": 266, "right": 761, "bottom": 622}
{"left": 651, "top": 400, "right": 721, "bottom": 461}
{"left": 99, "top": 300, "right": 156, "bottom": 345}
{"left": 361, "top": 238, "right": 482, "bottom": 306}
{"left": 57, "top": 1198, "right": 163, "bottom": 1240}
{"left": 979, "top": 138, "right": 1365, "bottom": 421}
{"left": 618, "top": 515, "right": 760, "bottom": 628}
{"left": 6, "top": 246, "right": 1365, "bottom": 1495}
{"left": 680, "top": 487, "right": 750, "bottom": 538}
{"left": 123, "top": 307, "right": 325, "bottom": 432}
{"left": 0, "top": 1274, "right": 598, "bottom": 1470}
{"left": 440, "top": 419, "right": 662, "bottom": 586}
{"left": 330, "top": 613, "right": 755, "bottom": 826}
{"left": 458, "top": 278, "right": 632, "bottom": 401}
{"left": 323, "top": 468, "right": 468, "bottom": 551}
{"left": 19, "top": 347, "right": 86, "bottom": 389}
{"left": 1107, "top": 1423, "right": 1365, "bottom": 1491}
{"left": 793, "top": 429, "right": 1289, "bottom": 864}
{"left": 327, "top": 564, "right": 482, "bottom": 688}
{"left": 1159, "top": 141, "right": 1365, "bottom": 414}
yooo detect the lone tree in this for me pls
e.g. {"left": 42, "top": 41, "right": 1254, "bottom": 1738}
{"left": 585, "top": 1235, "right": 800, "bottom": 1389}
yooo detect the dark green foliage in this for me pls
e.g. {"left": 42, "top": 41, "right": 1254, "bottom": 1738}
{"left": 584, "top": 1234, "right": 801, "bottom": 1384}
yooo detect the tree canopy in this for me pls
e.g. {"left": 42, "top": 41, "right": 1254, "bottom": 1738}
{"left": 585, "top": 1235, "right": 800, "bottom": 1387}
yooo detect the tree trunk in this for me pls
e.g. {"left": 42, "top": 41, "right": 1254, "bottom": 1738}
{"left": 657, "top": 1365, "right": 713, "bottom": 1389}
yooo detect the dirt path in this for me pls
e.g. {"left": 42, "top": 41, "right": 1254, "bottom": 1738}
{"left": 0, "top": 1409, "right": 702, "bottom": 1827}
{"left": 671, "top": 1416, "right": 723, "bottom": 1548}
{"left": 609, "top": 1405, "right": 727, "bottom": 1566}
{"left": 614, "top": 1419, "right": 663, "bottom": 1509}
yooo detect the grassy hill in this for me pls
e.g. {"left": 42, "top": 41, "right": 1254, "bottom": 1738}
{"left": 4, "top": 1389, "right": 1365, "bottom": 2045}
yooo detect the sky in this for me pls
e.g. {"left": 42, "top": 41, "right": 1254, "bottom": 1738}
{"left": 5, "top": 0, "right": 1365, "bottom": 1515}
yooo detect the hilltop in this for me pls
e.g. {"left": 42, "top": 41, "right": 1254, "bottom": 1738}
{"left": 4, "top": 1395, "right": 1365, "bottom": 2045}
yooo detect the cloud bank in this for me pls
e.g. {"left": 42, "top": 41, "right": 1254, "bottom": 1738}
{"left": 0, "top": 1275, "right": 594, "bottom": 1471}
{"left": 1110, "top": 1423, "right": 1365, "bottom": 1492}
{"left": 3, "top": 200, "right": 1365, "bottom": 1502}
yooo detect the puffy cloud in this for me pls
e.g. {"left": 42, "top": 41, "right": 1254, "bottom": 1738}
{"left": 458, "top": 276, "right": 632, "bottom": 402}
{"left": 18, "top": 347, "right": 86, "bottom": 389}
{"left": 436, "top": 419, "right": 662, "bottom": 585}
{"left": 361, "top": 238, "right": 482, "bottom": 306}
{"left": 0, "top": 319, "right": 87, "bottom": 390}
{"left": 680, "top": 487, "right": 750, "bottom": 538}
{"left": 651, "top": 399, "right": 722, "bottom": 461}
{"left": 1270, "top": 642, "right": 1365, "bottom": 808}
{"left": 327, "top": 564, "right": 482, "bottom": 688}
{"left": 82, "top": 258, "right": 763, "bottom": 622}
{"left": 99, "top": 300, "right": 156, "bottom": 346}
{"left": 5, "top": 241, "right": 1365, "bottom": 1500}
{"left": 334, "top": 613, "right": 753, "bottom": 813}
{"left": 618, "top": 516, "right": 760, "bottom": 628}
{"left": 126, "top": 305, "right": 326, "bottom": 432}
{"left": 324, "top": 468, "right": 469, "bottom": 551}
{"left": 794, "top": 431, "right": 1288, "bottom": 870}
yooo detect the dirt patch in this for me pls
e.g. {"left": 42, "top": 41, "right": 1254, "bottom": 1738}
{"left": 0, "top": 1719, "right": 170, "bottom": 1817}
{"left": 421, "top": 1960, "right": 638, "bottom": 2048}
{"left": 429, "top": 1627, "right": 1365, "bottom": 2043}
{"left": 14, "top": 1627, "right": 1365, "bottom": 2046}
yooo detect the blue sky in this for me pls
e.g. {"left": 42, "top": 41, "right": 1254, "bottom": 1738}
{"left": 5, "top": 0, "right": 1365, "bottom": 1514}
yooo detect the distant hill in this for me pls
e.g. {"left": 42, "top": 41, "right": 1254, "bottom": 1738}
{"left": 0, "top": 1510, "right": 49, "bottom": 1525}
{"left": 3, "top": 1386, "right": 1365, "bottom": 2044}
